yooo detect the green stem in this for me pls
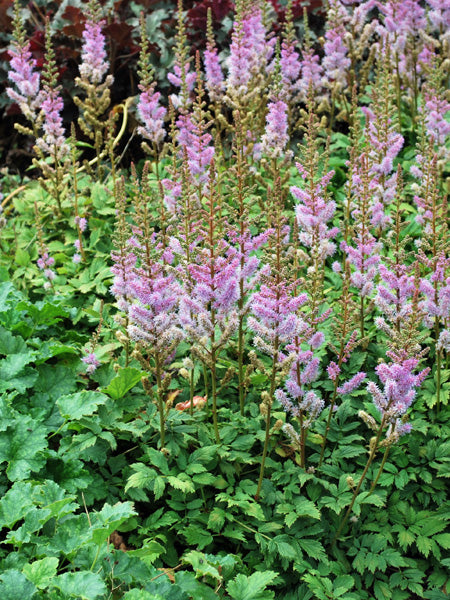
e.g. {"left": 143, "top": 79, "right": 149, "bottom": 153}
{"left": 255, "top": 345, "right": 279, "bottom": 502}
{"left": 369, "top": 445, "right": 390, "bottom": 494}
{"left": 238, "top": 318, "right": 245, "bottom": 416}
{"left": 318, "top": 383, "right": 339, "bottom": 467}
{"left": 155, "top": 357, "right": 165, "bottom": 449}
{"left": 331, "top": 417, "right": 386, "bottom": 546}
{"left": 211, "top": 349, "right": 220, "bottom": 444}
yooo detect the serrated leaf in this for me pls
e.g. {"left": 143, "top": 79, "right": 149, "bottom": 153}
{"left": 434, "top": 533, "right": 450, "bottom": 549}
{"left": 294, "top": 497, "right": 321, "bottom": 520}
{"left": 0, "top": 570, "right": 37, "bottom": 600}
{"left": 146, "top": 447, "right": 169, "bottom": 474}
{"left": 182, "top": 550, "right": 221, "bottom": 581}
{"left": 103, "top": 367, "right": 143, "bottom": 399}
{"left": 52, "top": 571, "right": 107, "bottom": 599}
{"left": 0, "top": 481, "right": 35, "bottom": 527}
{"left": 207, "top": 507, "right": 225, "bottom": 532}
{"left": 23, "top": 557, "right": 58, "bottom": 589}
{"left": 167, "top": 475, "right": 195, "bottom": 493}
{"left": 226, "top": 570, "right": 278, "bottom": 600}
{"left": 297, "top": 538, "right": 326, "bottom": 561}
{"left": 398, "top": 529, "right": 415, "bottom": 549}
{"left": 183, "top": 525, "right": 213, "bottom": 550}
{"left": 153, "top": 476, "right": 166, "bottom": 500}
{"left": 122, "top": 591, "right": 156, "bottom": 600}
{"left": 0, "top": 420, "right": 47, "bottom": 481}
{"left": 89, "top": 501, "right": 136, "bottom": 545}
{"left": 57, "top": 391, "right": 108, "bottom": 420}
{"left": 125, "top": 464, "right": 157, "bottom": 492}
{"left": 416, "top": 536, "right": 433, "bottom": 557}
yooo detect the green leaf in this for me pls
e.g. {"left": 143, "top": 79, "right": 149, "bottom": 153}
{"left": 416, "top": 536, "right": 433, "bottom": 557}
{"left": 0, "top": 570, "right": 37, "bottom": 600}
{"left": 122, "top": 591, "right": 156, "bottom": 600}
{"left": 146, "top": 447, "right": 169, "bottom": 474}
{"left": 0, "top": 482, "right": 35, "bottom": 527}
{"left": 182, "top": 550, "right": 221, "bottom": 581}
{"left": 183, "top": 525, "right": 213, "bottom": 550}
{"left": 89, "top": 502, "right": 137, "bottom": 545}
{"left": 294, "top": 497, "right": 321, "bottom": 520}
{"left": 22, "top": 557, "right": 58, "bottom": 589}
{"left": 0, "top": 419, "right": 47, "bottom": 481}
{"left": 297, "top": 538, "right": 327, "bottom": 561}
{"left": 125, "top": 464, "right": 157, "bottom": 493}
{"left": 52, "top": 571, "right": 107, "bottom": 599}
{"left": 167, "top": 475, "right": 195, "bottom": 493}
{"left": 57, "top": 391, "right": 109, "bottom": 420}
{"left": 103, "top": 367, "right": 143, "bottom": 399}
{"left": 175, "top": 572, "right": 218, "bottom": 600}
{"left": 226, "top": 571, "right": 278, "bottom": 600}
{"left": 434, "top": 533, "right": 450, "bottom": 549}
{"left": 207, "top": 507, "right": 225, "bottom": 532}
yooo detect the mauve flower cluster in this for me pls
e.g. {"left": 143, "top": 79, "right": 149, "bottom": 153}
{"left": 7, "top": 41, "right": 40, "bottom": 119}
{"left": 79, "top": 19, "right": 109, "bottom": 84}
{"left": 204, "top": 42, "right": 224, "bottom": 102}
{"left": 226, "top": 4, "right": 271, "bottom": 94}
{"left": 248, "top": 282, "right": 307, "bottom": 357}
{"left": 137, "top": 86, "right": 167, "bottom": 146}
{"left": 422, "top": 90, "right": 450, "bottom": 146}
{"left": 323, "top": 0, "right": 351, "bottom": 91}
{"left": 261, "top": 99, "right": 289, "bottom": 159}
{"left": 35, "top": 88, "right": 69, "bottom": 159}
{"left": 82, "top": 352, "right": 101, "bottom": 375}
{"left": 177, "top": 114, "right": 215, "bottom": 184}
{"left": 361, "top": 104, "right": 404, "bottom": 228}
{"left": 168, "top": 63, "right": 197, "bottom": 108}
{"left": 292, "top": 166, "right": 339, "bottom": 261}
{"left": 367, "top": 351, "right": 429, "bottom": 430}
{"left": 297, "top": 48, "right": 325, "bottom": 104}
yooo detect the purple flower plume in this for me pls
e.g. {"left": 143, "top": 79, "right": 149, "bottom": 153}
{"left": 35, "top": 88, "right": 69, "bottom": 159}
{"left": 261, "top": 99, "right": 289, "bottom": 159}
{"left": 7, "top": 41, "right": 41, "bottom": 119}
{"left": 204, "top": 43, "right": 224, "bottom": 102}
{"left": 367, "top": 351, "right": 429, "bottom": 432}
{"left": 79, "top": 19, "right": 109, "bottom": 84}
{"left": 137, "top": 85, "right": 167, "bottom": 145}
{"left": 292, "top": 164, "right": 339, "bottom": 261}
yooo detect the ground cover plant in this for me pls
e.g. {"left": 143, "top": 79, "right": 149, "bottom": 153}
{"left": 0, "top": 0, "right": 449, "bottom": 598}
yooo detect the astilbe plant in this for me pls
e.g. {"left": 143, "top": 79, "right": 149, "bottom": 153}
{"left": 360, "top": 48, "right": 404, "bottom": 230}
{"left": 74, "top": 0, "right": 114, "bottom": 179}
{"left": 136, "top": 14, "right": 167, "bottom": 156}
{"left": 248, "top": 181, "right": 306, "bottom": 499}
{"left": 178, "top": 164, "right": 240, "bottom": 442}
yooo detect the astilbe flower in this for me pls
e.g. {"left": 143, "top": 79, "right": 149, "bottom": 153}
{"left": 7, "top": 40, "right": 41, "bottom": 120}
{"left": 360, "top": 56, "right": 404, "bottom": 229}
{"left": 37, "top": 251, "right": 56, "bottom": 289}
{"left": 177, "top": 113, "right": 215, "bottom": 184}
{"left": 293, "top": 165, "right": 339, "bottom": 261}
{"left": 261, "top": 98, "right": 289, "bottom": 160}
{"left": 367, "top": 350, "right": 429, "bottom": 437}
{"left": 137, "top": 86, "right": 166, "bottom": 146}
{"left": 226, "top": 2, "right": 272, "bottom": 96}
{"left": 248, "top": 282, "right": 306, "bottom": 357}
{"left": 82, "top": 352, "right": 101, "bottom": 375}
{"left": 426, "top": 0, "right": 450, "bottom": 43}
{"left": 322, "top": 0, "right": 351, "bottom": 92}
{"left": 377, "top": 0, "right": 427, "bottom": 91}
{"left": 343, "top": 154, "right": 382, "bottom": 299}
{"left": 168, "top": 63, "right": 197, "bottom": 109}
{"left": 128, "top": 258, "right": 184, "bottom": 357}
{"left": 35, "top": 88, "right": 69, "bottom": 159}
{"left": 204, "top": 12, "right": 224, "bottom": 103}
{"left": 422, "top": 88, "right": 450, "bottom": 147}
{"left": 297, "top": 48, "right": 326, "bottom": 104}
{"left": 280, "top": 38, "right": 301, "bottom": 96}
{"left": 79, "top": 18, "right": 109, "bottom": 84}
{"left": 179, "top": 244, "right": 240, "bottom": 340}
